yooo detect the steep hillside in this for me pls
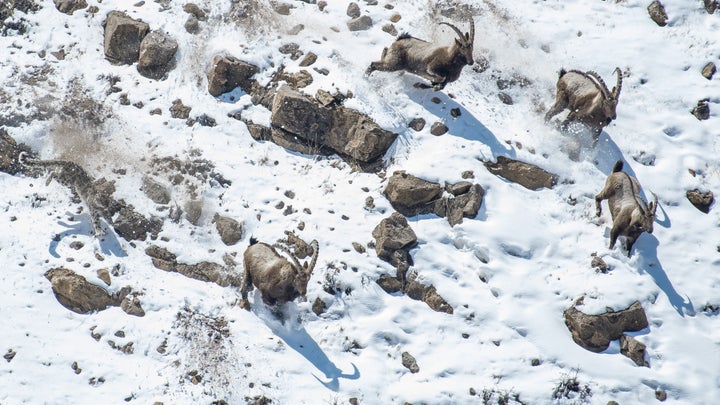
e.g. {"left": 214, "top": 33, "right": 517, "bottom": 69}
{"left": 1, "top": 0, "right": 718, "bottom": 404}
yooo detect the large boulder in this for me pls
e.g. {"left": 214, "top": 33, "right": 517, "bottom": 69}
{"left": 371, "top": 212, "right": 418, "bottom": 262}
{"left": 44, "top": 268, "right": 117, "bottom": 314}
{"left": 103, "top": 11, "right": 150, "bottom": 64}
{"left": 434, "top": 183, "right": 485, "bottom": 226}
{"left": 484, "top": 156, "right": 558, "bottom": 190}
{"left": 270, "top": 86, "right": 398, "bottom": 168}
{"left": 564, "top": 301, "right": 648, "bottom": 352}
{"left": 213, "top": 213, "right": 243, "bottom": 246}
{"left": 384, "top": 171, "right": 443, "bottom": 216}
{"left": 207, "top": 54, "right": 259, "bottom": 97}
{"left": 137, "top": 30, "right": 178, "bottom": 80}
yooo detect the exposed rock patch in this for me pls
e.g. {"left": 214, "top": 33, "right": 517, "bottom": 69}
{"left": 103, "top": 11, "right": 150, "bottom": 64}
{"left": 647, "top": 1, "right": 668, "bottom": 27}
{"left": 145, "top": 246, "right": 243, "bottom": 287}
{"left": 54, "top": 0, "right": 87, "bottom": 15}
{"left": 44, "top": 268, "right": 129, "bottom": 314}
{"left": 564, "top": 301, "right": 648, "bottom": 352}
{"left": 207, "top": 54, "right": 259, "bottom": 97}
{"left": 137, "top": 30, "right": 178, "bottom": 80}
{"left": 691, "top": 99, "right": 710, "bottom": 120}
{"left": 620, "top": 334, "right": 649, "bottom": 367}
{"left": 213, "top": 213, "right": 243, "bottom": 246}
{"left": 686, "top": 189, "right": 714, "bottom": 213}
{"left": 484, "top": 156, "right": 558, "bottom": 190}
{"left": 401, "top": 351, "right": 419, "bottom": 373}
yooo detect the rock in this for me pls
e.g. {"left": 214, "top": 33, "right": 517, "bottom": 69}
{"left": 146, "top": 245, "right": 242, "bottom": 287}
{"left": 273, "top": 2, "right": 292, "bottom": 15}
{"left": 318, "top": 1, "right": 327, "bottom": 11}
{"left": 408, "top": 117, "right": 426, "bottom": 131}
{"left": 401, "top": 352, "right": 419, "bottom": 373}
{"left": 433, "top": 184, "right": 484, "bottom": 226}
{"left": 376, "top": 273, "right": 403, "bottom": 293}
{"left": 430, "top": 122, "right": 449, "bottom": 136}
{"left": 299, "top": 52, "right": 317, "bottom": 67}
{"left": 97, "top": 269, "right": 111, "bottom": 286}
{"left": 620, "top": 334, "right": 649, "bottom": 367}
{"left": 269, "top": 86, "right": 398, "bottom": 168}
{"left": 207, "top": 54, "right": 259, "bottom": 97}
{"left": 103, "top": 11, "right": 150, "bottom": 64}
{"left": 705, "top": 0, "right": 718, "bottom": 14}
{"left": 564, "top": 301, "right": 649, "bottom": 352}
{"left": 288, "top": 24, "right": 304, "bottom": 35}
{"left": 702, "top": 62, "right": 716, "bottom": 80}
{"left": 183, "top": 3, "right": 206, "bottom": 20}
{"left": 113, "top": 205, "right": 162, "bottom": 241}
{"left": 44, "top": 268, "right": 116, "bottom": 314}
{"left": 422, "top": 285, "right": 453, "bottom": 314}
{"left": 390, "top": 13, "right": 401, "bottom": 23}
{"left": 213, "top": 213, "right": 243, "bottom": 245}
{"left": 655, "top": 389, "right": 668, "bottom": 401}
{"left": 4, "top": 349, "right": 16, "bottom": 362}
{"left": 0, "top": 128, "right": 21, "bottom": 175}
{"left": 347, "top": 15, "right": 372, "bottom": 31}
{"left": 54, "top": 0, "right": 87, "bottom": 14}
{"left": 647, "top": 1, "right": 668, "bottom": 27}
{"left": 691, "top": 99, "right": 710, "bottom": 120}
{"left": 137, "top": 30, "right": 178, "bottom": 80}
{"left": 346, "top": 2, "right": 360, "bottom": 18}
{"left": 383, "top": 171, "right": 443, "bottom": 216}
{"left": 484, "top": 156, "right": 558, "bottom": 190}
{"left": 142, "top": 176, "right": 171, "bottom": 204}
{"left": 498, "top": 92, "right": 513, "bottom": 105}
{"left": 278, "top": 42, "right": 303, "bottom": 60}
{"left": 312, "top": 297, "right": 327, "bottom": 315}
{"left": 382, "top": 23, "right": 398, "bottom": 36}
{"left": 371, "top": 212, "right": 418, "bottom": 262}
{"left": 121, "top": 295, "right": 146, "bottom": 317}
{"left": 276, "top": 69, "right": 313, "bottom": 88}
{"left": 170, "top": 99, "right": 192, "bottom": 119}
{"left": 686, "top": 189, "right": 714, "bottom": 213}
{"left": 591, "top": 255, "right": 608, "bottom": 273}
{"left": 184, "top": 199, "right": 203, "bottom": 225}
{"left": 184, "top": 15, "right": 199, "bottom": 34}
{"left": 445, "top": 181, "right": 473, "bottom": 196}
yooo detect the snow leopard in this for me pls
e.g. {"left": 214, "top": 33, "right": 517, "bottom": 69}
{"left": 19, "top": 152, "right": 120, "bottom": 237}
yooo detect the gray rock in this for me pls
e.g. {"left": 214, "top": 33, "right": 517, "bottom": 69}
{"left": 382, "top": 23, "right": 398, "bottom": 36}
{"left": 184, "top": 15, "right": 199, "bottom": 34}
{"left": 647, "top": 1, "right": 668, "bottom": 27}
{"left": 564, "top": 301, "right": 649, "bottom": 352}
{"left": 184, "top": 199, "right": 203, "bottom": 225}
{"left": 376, "top": 273, "right": 403, "bottom": 293}
{"left": 146, "top": 245, "right": 243, "bottom": 287}
{"left": 620, "top": 334, "right": 649, "bottom": 367}
{"left": 408, "top": 117, "right": 426, "bottom": 131}
{"left": 434, "top": 184, "right": 484, "bottom": 226}
{"left": 702, "top": 62, "right": 716, "bottom": 80}
{"left": 183, "top": 3, "right": 206, "bottom": 20}
{"left": 120, "top": 295, "right": 145, "bottom": 317}
{"left": 371, "top": 212, "right": 418, "bottom": 262}
{"left": 484, "top": 156, "right": 558, "bottom": 190}
{"left": 299, "top": 52, "right": 317, "bottom": 67}
{"left": 384, "top": 171, "right": 443, "bottom": 216}
{"left": 45, "top": 268, "right": 116, "bottom": 314}
{"left": 705, "top": 0, "right": 718, "bottom": 14}
{"left": 346, "top": 2, "right": 360, "bottom": 18}
{"left": 430, "top": 121, "right": 449, "bottom": 136}
{"left": 207, "top": 54, "right": 259, "bottom": 97}
{"left": 103, "top": 11, "right": 150, "bottom": 64}
{"left": 347, "top": 15, "right": 372, "bottom": 31}
{"left": 137, "top": 30, "right": 178, "bottom": 80}
{"left": 686, "top": 189, "right": 714, "bottom": 213}
{"left": 169, "top": 99, "right": 191, "bottom": 119}
{"left": 142, "top": 176, "right": 171, "bottom": 204}
{"left": 0, "top": 129, "right": 21, "bottom": 175}
{"left": 691, "top": 99, "right": 710, "bottom": 120}
{"left": 113, "top": 205, "right": 162, "bottom": 241}
{"left": 401, "top": 352, "right": 419, "bottom": 373}
{"left": 54, "top": 0, "right": 87, "bottom": 14}
{"left": 213, "top": 213, "right": 243, "bottom": 245}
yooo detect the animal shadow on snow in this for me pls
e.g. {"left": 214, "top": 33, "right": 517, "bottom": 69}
{"left": 49, "top": 213, "right": 127, "bottom": 258}
{"left": 405, "top": 80, "right": 515, "bottom": 160}
{"left": 252, "top": 299, "right": 360, "bottom": 391}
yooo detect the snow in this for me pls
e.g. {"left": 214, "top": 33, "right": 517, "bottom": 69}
{"left": 1, "top": 0, "right": 719, "bottom": 404}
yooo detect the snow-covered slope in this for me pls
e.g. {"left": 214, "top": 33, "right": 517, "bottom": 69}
{"left": 1, "top": 0, "right": 718, "bottom": 404}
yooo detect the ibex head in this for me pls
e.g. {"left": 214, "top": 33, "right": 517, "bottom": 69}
{"left": 440, "top": 16, "right": 475, "bottom": 66}
{"left": 632, "top": 192, "right": 658, "bottom": 236}
{"left": 587, "top": 68, "right": 622, "bottom": 124}
{"left": 277, "top": 240, "right": 319, "bottom": 297}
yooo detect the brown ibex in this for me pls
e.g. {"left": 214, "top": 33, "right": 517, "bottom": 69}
{"left": 366, "top": 17, "right": 475, "bottom": 90}
{"left": 595, "top": 160, "right": 657, "bottom": 255}
{"left": 545, "top": 68, "right": 623, "bottom": 138}
{"left": 240, "top": 237, "right": 319, "bottom": 310}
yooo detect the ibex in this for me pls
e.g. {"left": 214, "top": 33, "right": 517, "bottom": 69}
{"left": 240, "top": 237, "right": 319, "bottom": 310}
{"left": 545, "top": 68, "right": 622, "bottom": 138}
{"left": 595, "top": 160, "right": 657, "bottom": 256}
{"left": 366, "top": 17, "right": 475, "bottom": 90}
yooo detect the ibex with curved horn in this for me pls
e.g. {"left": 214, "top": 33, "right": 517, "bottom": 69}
{"left": 545, "top": 67, "right": 623, "bottom": 138}
{"left": 366, "top": 17, "right": 475, "bottom": 90}
{"left": 595, "top": 160, "right": 657, "bottom": 256}
{"left": 240, "top": 237, "right": 319, "bottom": 310}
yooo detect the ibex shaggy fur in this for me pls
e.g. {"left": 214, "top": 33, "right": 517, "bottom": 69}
{"left": 366, "top": 17, "right": 475, "bottom": 90}
{"left": 595, "top": 160, "right": 657, "bottom": 255}
{"left": 240, "top": 237, "right": 319, "bottom": 310}
{"left": 545, "top": 68, "right": 622, "bottom": 138}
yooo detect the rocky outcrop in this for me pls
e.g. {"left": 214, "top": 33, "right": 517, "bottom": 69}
{"left": 647, "top": 1, "right": 668, "bottom": 27}
{"left": 44, "top": 268, "right": 133, "bottom": 315}
{"left": 268, "top": 86, "right": 398, "bottom": 170}
{"left": 54, "top": 0, "right": 87, "bottom": 15}
{"left": 686, "top": 189, "right": 714, "bottom": 213}
{"left": 113, "top": 205, "right": 163, "bottom": 241}
{"left": 620, "top": 334, "right": 649, "bottom": 367}
{"left": 0, "top": 129, "right": 21, "bottom": 174}
{"left": 103, "top": 11, "right": 150, "bottom": 64}
{"left": 145, "top": 245, "right": 243, "bottom": 287}
{"left": 137, "top": 30, "right": 178, "bottom": 80}
{"left": 383, "top": 171, "right": 484, "bottom": 226}
{"left": 207, "top": 54, "right": 259, "bottom": 97}
{"left": 372, "top": 212, "right": 417, "bottom": 266}
{"left": 484, "top": 156, "right": 558, "bottom": 190}
{"left": 213, "top": 213, "right": 243, "bottom": 246}
{"left": 564, "top": 301, "right": 648, "bottom": 352}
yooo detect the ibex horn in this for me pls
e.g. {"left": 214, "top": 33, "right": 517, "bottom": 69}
{"left": 440, "top": 22, "right": 469, "bottom": 46}
{"left": 612, "top": 67, "right": 622, "bottom": 100}
{"left": 585, "top": 70, "right": 611, "bottom": 99}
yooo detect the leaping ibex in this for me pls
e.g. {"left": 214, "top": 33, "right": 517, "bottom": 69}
{"left": 240, "top": 237, "right": 319, "bottom": 310}
{"left": 545, "top": 68, "right": 623, "bottom": 138}
{"left": 595, "top": 160, "right": 657, "bottom": 256}
{"left": 366, "top": 17, "right": 475, "bottom": 90}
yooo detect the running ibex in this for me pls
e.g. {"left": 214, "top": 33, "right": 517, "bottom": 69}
{"left": 240, "top": 237, "right": 319, "bottom": 310}
{"left": 595, "top": 160, "right": 657, "bottom": 255}
{"left": 545, "top": 68, "right": 623, "bottom": 138}
{"left": 366, "top": 17, "right": 475, "bottom": 90}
